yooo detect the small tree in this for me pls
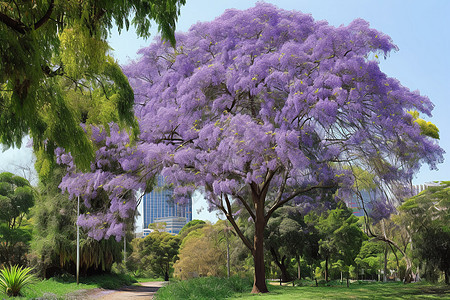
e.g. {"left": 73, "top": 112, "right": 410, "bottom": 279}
{"left": 398, "top": 182, "right": 450, "bottom": 284}
{"left": 264, "top": 206, "right": 308, "bottom": 282}
{"left": 0, "top": 172, "right": 34, "bottom": 266}
{"left": 315, "top": 202, "right": 364, "bottom": 283}
{"left": 142, "top": 231, "right": 180, "bottom": 281}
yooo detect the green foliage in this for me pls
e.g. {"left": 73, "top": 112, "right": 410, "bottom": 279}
{"left": 314, "top": 202, "right": 365, "bottom": 281}
{"left": 355, "top": 241, "right": 384, "bottom": 279}
{"left": 265, "top": 206, "right": 315, "bottom": 281}
{"left": 174, "top": 222, "right": 230, "bottom": 280}
{"left": 178, "top": 219, "right": 207, "bottom": 239}
{"left": 0, "top": 265, "right": 35, "bottom": 297}
{"left": 398, "top": 182, "right": 450, "bottom": 283}
{"left": 408, "top": 111, "right": 440, "bottom": 139}
{"left": 0, "top": 172, "right": 34, "bottom": 266}
{"left": 1, "top": 272, "right": 137, "bottom": 299}
{"left": 30, "top": 164, "right": 126, "bottom": 277}
{"left": 140, "top": 230, "right": 180, "bottom": 281}
{"left": 0, "top": 0, "right": 185, "bottom": 169}
{"left": 155, "top": 276, "right": 253, "bottom": 300}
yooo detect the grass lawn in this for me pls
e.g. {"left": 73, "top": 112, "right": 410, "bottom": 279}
{"left": 234, "top": 281, "right": 450, "bottom": 299}
{"left": 0, "top": 273, "right": 137, "bottom": 299}
{"left": 154, "top": 277, "right": 449, "bottom": 300}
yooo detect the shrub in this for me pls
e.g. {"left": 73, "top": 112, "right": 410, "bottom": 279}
{"left": 155, "top": 276, "right": 252, "bottom": 300}
{"left": 0, "top": 265, "right": 35, "bottom": 297}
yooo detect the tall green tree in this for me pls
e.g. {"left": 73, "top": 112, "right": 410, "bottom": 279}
{"left": 0, "top": 172, "right": 34, "bottom": 266}
{"left": 264, "top": 206, "right": 310, "bottom": 282}
{"left": 141, "top": 230, "right": 180, "bottom": 281}
{"left": 0, "top": 0, "right": 185, "bottom": 169}
{"left": 314, "top": 202, "right": 364, "bottom": 283}
{"left": 398, "top": 182, "right": 450, "bottom": 284}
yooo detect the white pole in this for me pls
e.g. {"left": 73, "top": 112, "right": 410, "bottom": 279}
{"left": 76, "top": 196, "right": 80, "bottom": 285}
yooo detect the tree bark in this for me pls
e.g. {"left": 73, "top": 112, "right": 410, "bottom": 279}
{"left": 325, "top": 256, "right": 329, "bottom": 283}
{"left": 251, "top": 196, "right": 269, "bottom": 293}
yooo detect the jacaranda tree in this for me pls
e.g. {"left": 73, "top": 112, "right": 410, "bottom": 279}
{"left": 59, "top": 3, "right": 443, "bottom": 293}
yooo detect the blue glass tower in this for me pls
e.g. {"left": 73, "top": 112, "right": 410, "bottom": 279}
{"left": 142, "top": 175, "right": 192, "bottom": 235}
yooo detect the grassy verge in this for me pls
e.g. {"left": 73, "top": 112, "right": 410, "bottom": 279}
{"left": 154, "top": 276, "right": 253, "bottom": 300}
{"left": 155, "top": 277, "right": 450, "bottom": 300}
{"left": 135, "top": 277, "right": 164, "bottom": 283}
{"left": 0, "top": 273, "right": 137, "bottom": 299}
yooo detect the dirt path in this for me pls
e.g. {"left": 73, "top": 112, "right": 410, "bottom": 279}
{"left": 67, "top": 281, "right": 167, "bottom": 300}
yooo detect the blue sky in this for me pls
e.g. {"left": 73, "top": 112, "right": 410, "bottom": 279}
{"left": 1, "top": 0, "right": 449, "bottom": 223}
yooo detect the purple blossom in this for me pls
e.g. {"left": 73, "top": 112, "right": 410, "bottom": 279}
{"left": 58, "top": 3, "right": 443, "bottom": 240}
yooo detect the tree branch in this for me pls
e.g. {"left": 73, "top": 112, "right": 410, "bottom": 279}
{"left": 265, "top": 183, "right": 336, "bottom": 224}
{"left": 0, "top": 0, "right": 54, "bottom": 34}
{"left": 235, "top": 194, "right": 256, "bottom": 221}
{"left": 0, "top": 11, "right": 28, "bottom": 34}
{"left": 34, "top": 0, "right": 55, "bottom": 30}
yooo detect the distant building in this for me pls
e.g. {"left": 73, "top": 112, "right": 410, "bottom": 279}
{"left": 142, "top": 175, "right": 192, "bottom": 236}
{"left": 346, "top": 189, "right": 374, "bottom": 217}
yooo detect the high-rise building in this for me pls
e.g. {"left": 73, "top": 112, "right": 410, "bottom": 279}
{"left": 142, "top": 175, "right": 192, "bottom": 236}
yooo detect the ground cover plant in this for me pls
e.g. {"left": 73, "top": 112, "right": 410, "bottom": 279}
{"left": 0, "top": 272, "right": 136, "bottom": 299}
{"left": 58, "top": 3, "right": 443, "bottom": 293}
{"left": 0, "top": 265, "right": 35, "bottom": 297}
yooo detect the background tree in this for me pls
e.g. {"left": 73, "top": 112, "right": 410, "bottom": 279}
{"left": 174, "top": 222, "right": 228, "bottom": 280}
{"left": 141, "top": 230, "right": 180, "bottom": 281}
{"left": 314, "top": 202, "right": 363, "bottom": 283}
{"left": 0, "top": 0, "right": 186, "bottom": 169}
{"left": 355, "top": 241, "right": 384, "bottom": 281}
{"left": 60, "top": 3, "right": 444, "bottom": 293}
{"left": 398, "top": 182, "right": 450, "bottom": 284}
{"left": 264, "top": 206, "right": 308, "bottom": 282}
{"left": 31, "top": 153, "right": 132, "bottom": 277}
{"left": 0, "top": 172, "right": 34, "bottom": 266}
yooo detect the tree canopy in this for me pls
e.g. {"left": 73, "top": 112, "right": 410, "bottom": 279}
{"left": 398, "top": 182, "right": 450, "bottom": 284}
{"left": 0, "top": 0, "right": 186, "bottom": 169}
{"left": 0, "top": 172, "right": 34, "bottom": 265}
{"left": 58, "top": 3, "right": 443, "bottom": 293}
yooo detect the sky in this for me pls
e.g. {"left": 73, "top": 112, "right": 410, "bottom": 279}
{"left": 1, "top": 0, "right": 449, "bottom": 224}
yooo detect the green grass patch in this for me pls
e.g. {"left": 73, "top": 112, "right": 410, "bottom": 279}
{"left": 236, "top": 281, "right": 450, "bottom": 299}
{"left": 155, "top": 276, "right": 253, "bottom": 300}
{"left": 135, "top": 276, "right": 165, "bottom": 283}
{"left": 155, "top": 277, "right": 450, "bottom": 300}
{"left": 0, "top": 273, "right": 137, "bottom": 299}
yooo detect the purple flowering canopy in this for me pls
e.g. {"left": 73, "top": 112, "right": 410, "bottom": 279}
{"left": 58, "top": 3, "right": 443, "bottom": 292}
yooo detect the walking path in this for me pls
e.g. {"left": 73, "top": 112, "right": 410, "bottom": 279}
{"left": 67, "top": 281, "right": 166, "bottom": 300}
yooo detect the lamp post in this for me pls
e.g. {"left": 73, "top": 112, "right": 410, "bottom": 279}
{"left": 76, "top": 196, "right": 80, "bottom": 285}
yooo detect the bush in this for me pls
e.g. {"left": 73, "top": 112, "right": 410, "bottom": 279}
{"left": 155, "top": 276, "right": 252, "bottom": 300}
{"left": 0, "top": 265, "right": 35, "bottom": 297}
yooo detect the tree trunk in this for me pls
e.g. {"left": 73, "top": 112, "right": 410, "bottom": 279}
{"left": 164, "top": 270, "right": 169, "bottom": 281}
{"left": 383, "top": 246, "right": 388, "bottom": 282}
{"left": 297, "top": 256, "right": 301, "bottom": 280}
{"left": 346, "top": 272, "right": 349, "bottom": 287}
{"left": 270, "top": 248, "right": 290, "bottom": 282}
{"left": 445, "top": 270, "right": 449, "bottom": 285}
{"left": 279, "top": 257, "right": 290, "bottom": 282}
{"left": 325, "top": 256, "right": 329, "bottom": 283}
{"left": 251, "top": 201, "right": 269, "bottom": 293}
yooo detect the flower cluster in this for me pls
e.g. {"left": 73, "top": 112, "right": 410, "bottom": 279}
{"left": 60, "top": 3, "right": 443, "bottom": 239}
